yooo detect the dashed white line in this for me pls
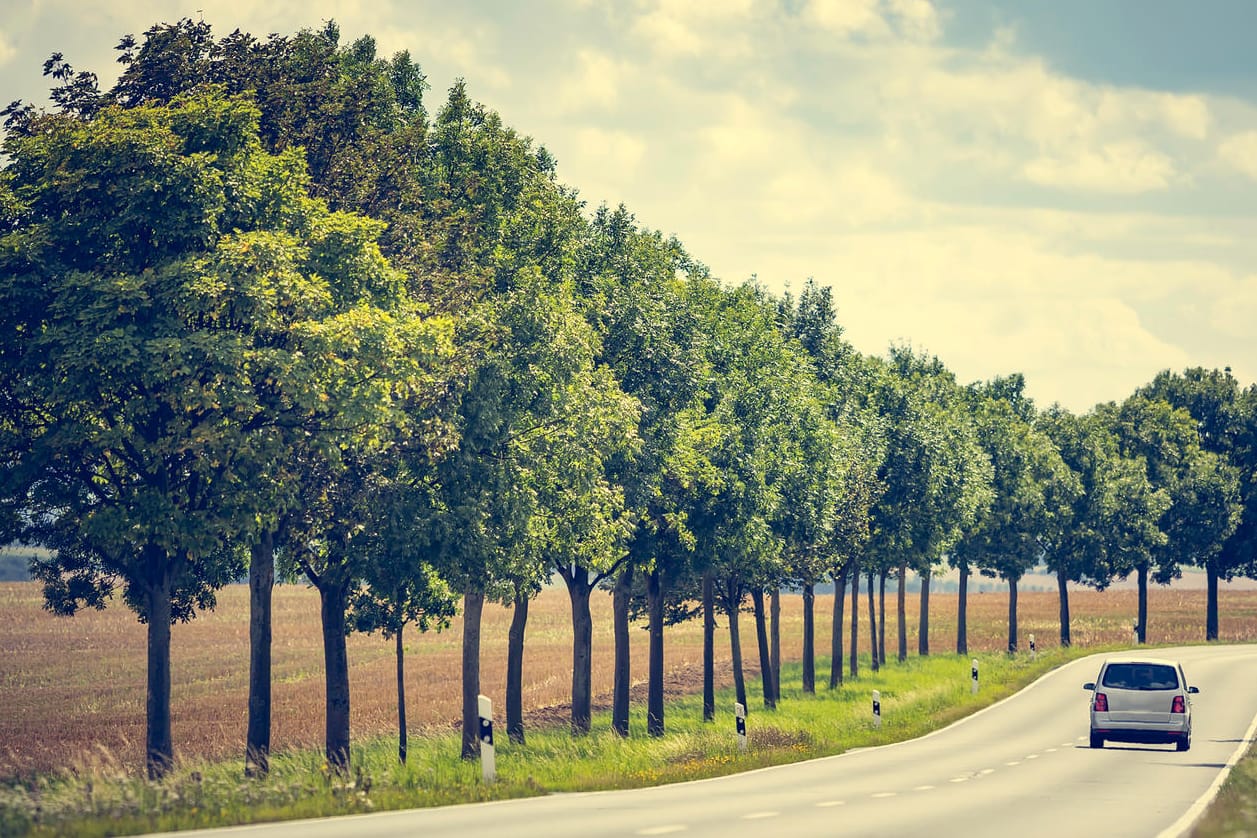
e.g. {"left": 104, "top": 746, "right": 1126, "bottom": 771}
{"left": 1046, "top": 747, "right": 1058, "bottom": 753}
{"left": 1026, "top": 754, "right": 1040, "bottom": 760}
{"left": 742, "top": 812, "right": 779, "bottom": 820}
{"left": 980, "top": 768, "right": 996, "bottom": 775}
{"left": 815, "top": 800, "right": 845, "bottom": 808}
{"left": 871, "top": 792, "right": 897, "bottom": 798}
{"left": 638, "top": 827, "right": 686, "bottom": 835}
{"left": 1006, "top": 761, "right": 1021, "bottom": 766}
{"left": 950, "top": 777, "right": 968, "bottom": 783}
{"left": 913, "top": 785, "right": 935, "bottom": 792}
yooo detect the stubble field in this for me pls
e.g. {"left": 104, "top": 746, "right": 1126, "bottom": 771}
{"left": 3, "top": 580, "right": 1256, "bottom": 779}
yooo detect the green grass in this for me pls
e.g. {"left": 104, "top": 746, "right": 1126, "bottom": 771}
{"left": 2, "top": 644, "right": 1249, "bottom": 837}
{"left": 1190, "top": 739, "right": 1257, "bottom": 837}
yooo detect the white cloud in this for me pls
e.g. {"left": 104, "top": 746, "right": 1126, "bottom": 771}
{"left": 1218, "top": 131, "right": 1257, "bottom": 180}
{"left": 1023, "top": 141, "right": 1177, "bottom": 193}
{"left": 801, "top": 0, "right": 939, "bottom": 42}
{"left": 0, "top": 33, "right": 15, "bottom": 67}
{"left": 556, "top": 50, "right": 622, "bottom": 112}
{"left": 573, "top": 127, "right": 647, "bottom": 173}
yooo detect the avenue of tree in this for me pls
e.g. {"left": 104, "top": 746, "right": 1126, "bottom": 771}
{"left": 2, "top": 20, "right": 1255, "bottom": 780}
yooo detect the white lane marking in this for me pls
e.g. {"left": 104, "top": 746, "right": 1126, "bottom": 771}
{"left": 871, "top": 792, "right": 897, "bottom": 798}
{"left": 1006, "top": 761, "right": 1021, "bottom": 766}
{"left": 913, "top": 785, "right": 935, "bottom": 791}
{"left": 742, "top": 812, "right": 779, "bottom": 820}
{"left": 1063, "top": 741, "right": 1075, "bottom": 747}
{"left": 949, "top": 777, "right": 968, "bottom": 783}
{"left": 1026, "top": 754, "right": 1039, "bottom": 760}
{"left": 980, "top": 768, "right": 996, "bottom": 775}
{"left": 815, "top": 800, "right": 845, "bottom": 808}
{"left": 638, "top": 827, "right": 686, "bottom": 835}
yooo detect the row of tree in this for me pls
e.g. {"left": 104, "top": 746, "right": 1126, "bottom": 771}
{"left": 2, "top": 20, "right": 1255, "bottom": 781}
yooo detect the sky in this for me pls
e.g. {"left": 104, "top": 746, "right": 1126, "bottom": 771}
{"left": 2, "top": 0, "right": 1255, "bottom": 413}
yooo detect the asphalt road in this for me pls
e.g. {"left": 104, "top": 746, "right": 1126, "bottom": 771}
{"left": 164, "top": 644, "right": 1257, "bottom": 838}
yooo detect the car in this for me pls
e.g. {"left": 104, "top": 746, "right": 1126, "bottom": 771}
{"left": 1083, "top": 656, "right": 1198, "bottom": 751}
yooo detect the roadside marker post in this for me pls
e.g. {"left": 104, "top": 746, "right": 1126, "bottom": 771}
{"left": 971, "top": 659, "right": 979, "bottom": 694}
{"left": 872, "top": 690, "right": 881, "bottom": 729}
{"left": 735, "top": 702, "right": 747, "bottom": 751}
{"left": 478, "top": 694, "right": 495, "bottom": 783}
{"left": 1029, "top": 634, "right": 1037, "bottom": 660}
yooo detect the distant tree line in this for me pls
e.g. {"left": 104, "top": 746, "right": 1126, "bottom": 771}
{"left": 2, "top": 19, "right": 1255, "bottom": 781}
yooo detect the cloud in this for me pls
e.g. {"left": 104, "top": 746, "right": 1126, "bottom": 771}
{"left": 556, "top": 50, "right": 622, "bottom": 112}
{"left": 629, "top": 0, "right": 757, "bottom": 56}
{"left": 1022, "top": 141, "right": 1177, "bottom": 193}
{"left": 1218, "top": 131, "right": 1257, "bottom": 180}
{"left": 573, "top": 127, "right": 647, "bottom": 173}
{"left": 801, "top": 0, "right": 940, "bottom": 42}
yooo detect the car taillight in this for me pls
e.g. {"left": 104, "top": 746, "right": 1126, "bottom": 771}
{"left": 1172, "top": 695, "right": 1186, "bottom": 714}
{"left": 1095, "top": 692, "right": 1108, "bottom": 712}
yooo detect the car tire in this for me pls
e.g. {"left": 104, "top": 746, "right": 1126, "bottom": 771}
{"left": 1176, "top": 733, "right": 1190, "bottom": 752}
{"left": 1089, "top": 733, "right": 1104, "bottom": 749}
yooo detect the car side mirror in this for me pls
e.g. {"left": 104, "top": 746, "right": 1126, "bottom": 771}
{"left": 1188, "top": 686, "right": 1199, "bottom": 694}
{"left": 1083, "top": 682, "right": 1095, "bottom": 691}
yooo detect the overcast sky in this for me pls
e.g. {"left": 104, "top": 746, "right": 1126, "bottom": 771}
{"left": 3, "top": 0, "right": 1255, "bottom": 413}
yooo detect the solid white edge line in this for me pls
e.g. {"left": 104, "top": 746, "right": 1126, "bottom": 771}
{"left": 1157, "top": 703, "right": 1257, "bottom": 838}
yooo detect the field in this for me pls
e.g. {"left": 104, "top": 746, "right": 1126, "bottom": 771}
{"left": 3, "top": 580, "right": 1257, "bottom": 779}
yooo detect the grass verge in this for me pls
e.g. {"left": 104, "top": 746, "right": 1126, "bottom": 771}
{"left": 1, "top": 644, "right": 1250, "bottom": 837}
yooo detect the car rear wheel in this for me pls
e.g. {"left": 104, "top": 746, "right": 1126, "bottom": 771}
{"left": 1176, "top": 732, "right": 1190, "bottom": 752}
{"left": 1089, "top": 733, "right": 1104, "bottom": 749}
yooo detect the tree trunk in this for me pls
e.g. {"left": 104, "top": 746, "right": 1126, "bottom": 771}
{"left": 849, "top": 562, "right": 860, "bottom": 679}
{"left": 703, "top": 571, "right": 715, "bottom": 722}
{"left": 1007, "top": 576, "right": 1019, "bottom": 653}
{"left": 751, "top": 588, "right": 776, "bottom": 710}
{"left": 1056, "top": 567, "right": 1071, "bottom": 647}
{"left": 867, "top": 570, "right": 879, "bottom": 672}
{"left": 144, "top": 546, "right": 174, "bottom": 780}
{"left": 878, "top": 571, "right": 887, "bottom": 667}
{"left": 507, "top": 589, "right": 529, "bottom": 744}
{"left": 770, "top": 587, "right": 782, "bottom": 702}
{"left": 647, "top": 567, "right": 665, "bottom": 737}
{"left": 1137, "top": 564, "right": 1148, "bottom": 644}
{"left": 461, "top": 589, "right": 484, "bottom": 760}
{"left": 727, "top": 578, "right": 747, "bottom": 711}
{"left": 957, "top": 564, "right": 969, "bottom": 655}
{"left": 830, "top": 565, "right": 847, "bottom": 689}
{"left": 1206, "top": 561, "right": 1219, "bottom": 641}
{"left": 897, "top": 563, "right": 907, "bottom": 663}
{"left": 567, "top": 567, "right": 595, "bottom": 735}
{"left": 918, "top": 567, "right": 931, "bottom": 657}
{"left": 396, "top": 625, "right": 408, "bottom": 763}
{"left": 612, "top": 566, "right": 633, "bottom": 738}
{"left": 319, "top": 579, "right": 351, "bottom": 774}
{"left": 245, "top": 530, "right": 274, "bottom": 778}
{"left": 802, "top": 582, "right": 815, "bottom": 693}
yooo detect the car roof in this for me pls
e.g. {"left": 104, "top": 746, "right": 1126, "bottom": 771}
{"left": 1100, "top": 656, "right": 1181, "bottom": 667}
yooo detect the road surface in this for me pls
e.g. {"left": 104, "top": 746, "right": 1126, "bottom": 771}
{"left": 162, "top": 644, "right": 1257, "bottom": 838}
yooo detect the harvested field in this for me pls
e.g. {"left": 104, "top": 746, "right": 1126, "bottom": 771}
{"left": 2, "top": 580, "right": 1255, "bottom": 779}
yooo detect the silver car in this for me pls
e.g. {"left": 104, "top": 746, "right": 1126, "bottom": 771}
{"left": 1083, "top": 657, "right": 1198, "bottom": 751}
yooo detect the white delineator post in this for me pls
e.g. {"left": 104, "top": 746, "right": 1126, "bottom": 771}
{"left": 971, "top": 659, "right": 979, "bottom": 694}
{"left": 478, "top": 694, "right": 495, "bottom": 783}
{"left": 735, "top": 702, "right": 747, "bottom": 751}
{"left": 872, "top": 690, "right": 881, "bottom": 729}
{"left": 1029, "top": 633, "right": 1037, "bottom": 660}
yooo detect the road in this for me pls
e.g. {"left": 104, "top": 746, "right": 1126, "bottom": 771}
{"left": 165, "top": 645, "right": 1257, "bottom": 838}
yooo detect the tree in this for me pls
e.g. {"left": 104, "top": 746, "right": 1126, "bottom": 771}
{"left": 866, "top": 350, "right": 991, "bottom": 662}
{"left": 960, "top": 381, "right": 1076, "bottom": 653}
{"left": 2, "top": 91, "right": 449, "bottom": 777}
{"left": 1140, "top": 369, "right": 1256, "bottom": 638}
{"left": 1105, "top": 394, "right": 1241, "bottom": 642}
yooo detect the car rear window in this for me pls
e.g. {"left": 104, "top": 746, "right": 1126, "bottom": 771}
{"left": 1101, "top": 663, "right": 1179, "bottom": 690}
